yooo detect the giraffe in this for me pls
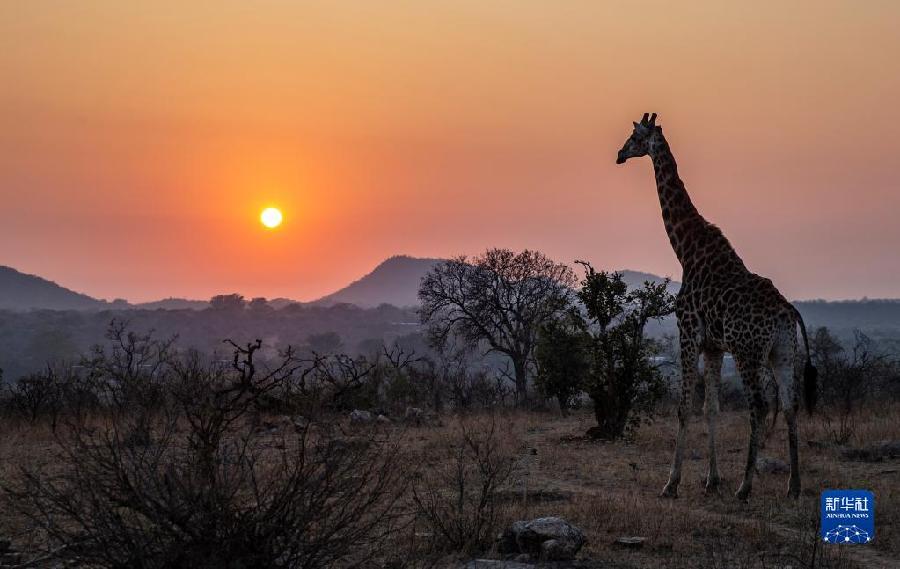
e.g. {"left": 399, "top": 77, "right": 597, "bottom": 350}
{"left": 615, "top": 113, "right": 818, "bottom": 501}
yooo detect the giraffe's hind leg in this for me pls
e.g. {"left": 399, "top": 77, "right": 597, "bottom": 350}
{"left": 734, "top": 356, "right": 767, "bottom": 502}
{"left": 703, "top": 349, "right": 724, "bottom": 493}
{"left": 771, "top": 334, "right": 802, "bottom": 498}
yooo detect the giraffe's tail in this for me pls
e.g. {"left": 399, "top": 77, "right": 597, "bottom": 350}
{"left": 793, "top": 306, "right": 818, "bottom": 414}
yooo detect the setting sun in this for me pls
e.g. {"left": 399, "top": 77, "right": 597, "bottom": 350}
{"left": 260, "top": 207, "right": 283, "bottom": 229}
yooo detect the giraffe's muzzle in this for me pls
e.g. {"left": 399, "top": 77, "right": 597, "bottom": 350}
{"left": 616, "top": 152, "right": 626, "bottom": 164}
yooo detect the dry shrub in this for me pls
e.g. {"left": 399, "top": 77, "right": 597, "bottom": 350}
{"left": 2, "top": 335, "right": 409, "bottom": 569}
{"left": 410, "top": 414, "right": 516, "bottom": 555}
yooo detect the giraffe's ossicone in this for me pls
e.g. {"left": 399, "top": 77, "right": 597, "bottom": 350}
{"left": 616, "top": 113, "right": 818, "bottom": 501}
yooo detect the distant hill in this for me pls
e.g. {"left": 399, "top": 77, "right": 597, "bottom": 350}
{"left": 794, "top": 299, "right": 900, "bottom": 335}
{"left": 313, "top": 255, "right": 443, "bottom": 308}
{"left": 0, "top": 266, "right": 106, "bottom": 311}
{"left": 618, "top": 269, "right": 681, "bottom": 295}
{"left": 311, "top": 256, "right": 681, "bottom": 309}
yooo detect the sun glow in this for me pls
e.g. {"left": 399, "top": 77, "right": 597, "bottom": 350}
{"left": 260, "top": 207, "right": 283, "bottom": 229}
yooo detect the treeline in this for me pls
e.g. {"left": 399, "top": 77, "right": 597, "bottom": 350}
{"left": 0, "top": 301, "right": 422, "bottom": 381}
{"left": 4, "top": 248, "right": 900, "bottom": 437}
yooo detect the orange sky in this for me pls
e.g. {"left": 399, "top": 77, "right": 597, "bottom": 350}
{"left": 2, "top": 1, "right": 899, "bottom": 302}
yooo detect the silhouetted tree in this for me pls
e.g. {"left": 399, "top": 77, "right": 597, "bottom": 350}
{"left": 418, "top": 249, "right": 575, "bottom": 402}
{"left": 534, "top": 310, "right": 591, "bottom": 415}
{"left": 576, "top": 262, "right": 675, "bottom": 439}
{"left": 209, "top": 293, "right": 246, "bottom": 311}
{"left": 6, "top": 371, "right": 61, "bottom": 426}
{"left": 248, "top": 296, "right": 274, "bottom": 314}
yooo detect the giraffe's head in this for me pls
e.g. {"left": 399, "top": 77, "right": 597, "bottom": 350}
{"left": 616, "top": 113, "right": 661, "bottom": 164}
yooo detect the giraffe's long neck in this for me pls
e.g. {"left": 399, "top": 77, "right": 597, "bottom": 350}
{"left": 648, "top": 137, "right": 708, "bottom": 270}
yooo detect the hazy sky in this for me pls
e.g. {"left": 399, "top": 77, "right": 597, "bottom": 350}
{"left": 2, "top": 1, "right": 899, "bottom": 302}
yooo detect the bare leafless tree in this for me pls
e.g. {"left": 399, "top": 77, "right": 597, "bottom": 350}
{"left": 812, "top": 327, "right": 897, "bottom": 443}
{"left": 418, "top": 249, "right": 575, "bottom": 403}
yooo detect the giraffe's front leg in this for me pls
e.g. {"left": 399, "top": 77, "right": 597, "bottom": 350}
{"left": 661, "top": 337, "right": 699, "bottom": 499}
{"left": 703, "top": 350, "right": 724, "bottom": 493}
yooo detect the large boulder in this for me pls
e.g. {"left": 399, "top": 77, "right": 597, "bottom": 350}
{"left": 499, "top": 517, "right": 585, "bottom": 561}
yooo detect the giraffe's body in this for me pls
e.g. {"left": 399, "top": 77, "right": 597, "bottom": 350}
{"left": 616, "top": 113, "right": 817, "bottom": 500}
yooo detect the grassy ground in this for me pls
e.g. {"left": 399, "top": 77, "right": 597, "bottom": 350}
{"left": 411, "top": 405, "right": 900, "bottom": 568}
{"left": 1, "top": 405, "right": 898, "bottom": 568}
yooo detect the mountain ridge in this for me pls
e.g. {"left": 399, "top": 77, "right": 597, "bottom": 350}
{"left": 5, "top": 258, "right": 896, "bottom": 313}
{"left": 0, "top": 266, "right": 107, "bottom": 311}
{"left": 312, "top": 255, "right": 444, "bottom": 308}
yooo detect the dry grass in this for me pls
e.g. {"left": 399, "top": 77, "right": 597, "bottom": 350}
{"left": 411, "top": 406, "right": 899, "bottom": 568}
{"left": 1, "top": 406, "right": 898, "bottom": 568}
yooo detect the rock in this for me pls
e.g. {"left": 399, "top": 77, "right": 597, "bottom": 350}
{"left": 376, "top": 414, "right": 392, "bottom": 424}
{"left": 498, "top": 517, "right": 585, "bottom": 561}
{"left": 614, "top": 536, "right": 646, "bottom": 548}
{"left": 349, "top": 410, "right": 374, "bottom": 424}
{"left": 497, "top": 521, "right": 528, "bottom": 555}
{"left": 756, "top": 456, "right": 790, "bottom": 474}
{"left": 540, "top": 538, "right": 578, "bottom": 560}
{"left": 515, "top": 517, "right": 585, "bottom": 561}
